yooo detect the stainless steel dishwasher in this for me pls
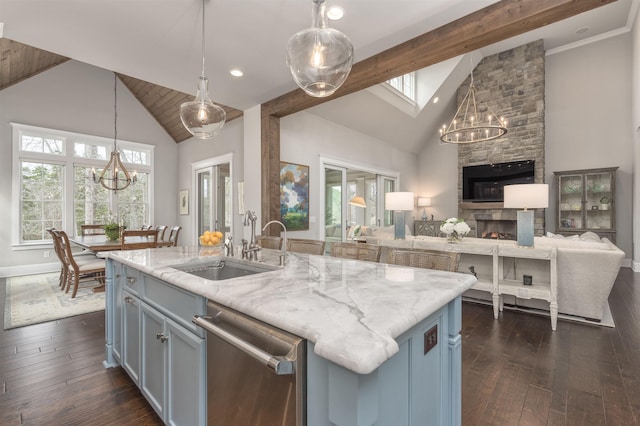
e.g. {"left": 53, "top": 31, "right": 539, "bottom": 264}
{"left": 193, "top": 301, "right": 305, "bottom": 426}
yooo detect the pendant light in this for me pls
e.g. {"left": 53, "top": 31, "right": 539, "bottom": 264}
{"left": 439, "top": 65, "right": 507, "bottom": 144}
{"left": 180, "top": 0, "right": 226, "bottom": 139}
{"left": 286, "top": 0, "right": 353, "bottom": 98}
{"left": 92, "top": 73, "right": 137, "bottom": 192}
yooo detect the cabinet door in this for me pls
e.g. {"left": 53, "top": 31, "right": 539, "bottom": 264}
{"left": 141, "top": 303, "right": 167, "bottom": 419}
{"left": 123, "top": 290, "right": 141, "bottom": 384}
{"left": 584, "top": 170, "right": 614, "bottom": 231}
{"left": 557, "top": 173, "right": 584, "bottom": 230}
{"left": 166, "top": 318, "right": 206, "bottom": 426}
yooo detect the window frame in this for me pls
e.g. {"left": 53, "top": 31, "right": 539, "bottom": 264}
{"left": 11, "top": 123, "right": 154, "bottom": 247}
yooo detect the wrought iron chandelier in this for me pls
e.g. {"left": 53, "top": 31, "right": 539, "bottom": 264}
{"left": 179, "top": 0, "right": 226, "bottom": 138}
{"left": 93, "top": 73, "right": 137, "bottom": 192}
{"left": 439, "top": 68, "right": 507, "bottom": 144}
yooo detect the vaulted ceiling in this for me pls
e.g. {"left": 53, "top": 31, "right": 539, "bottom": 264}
{"left": 1, "top": 0, "right": 636, "bottom": 148}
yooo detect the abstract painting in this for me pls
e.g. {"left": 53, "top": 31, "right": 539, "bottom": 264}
{"left": 280, "top": 162, "right": 309, "bottom": 230}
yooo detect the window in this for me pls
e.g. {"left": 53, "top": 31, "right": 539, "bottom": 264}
{"left": 386, "top": 72, "right": 416, "bottom": 103}
{"left": 12, "top": 123, "right": 153, "bottom": 245}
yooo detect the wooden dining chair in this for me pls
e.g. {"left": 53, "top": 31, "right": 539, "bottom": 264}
{"left": 141, "top": 224, "right": 153, "bottom": 231}
{"left": 387, "top": 247, "right": 460, "bottom": 272}
{"left": 158, "top": 226, "right": 182, "bottom": 247}
{"left": 47, "top": 227, "right": 67, "bottom": 288}
{"left": 53, "top": 229, "right": 106, "bottom": 298}
{"left": 286, "top": 238, "right": 326, "bottom": 255}
{"left": 120, "top": 229, "right": 159, "bottom": 250}
{"left": 156, "top": 225, "right": 168, "bottom": 241}
{"left": 80, "top": 224, "right": 105, "bottom": 236}
{"left": 256, "top": 235, "right": 283, "bottom": 250}
{"left": 330, "top": 242, "right": 382, "bottom": 262}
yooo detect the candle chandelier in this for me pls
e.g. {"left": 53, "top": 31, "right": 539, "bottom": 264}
{"left": 179, "top": 0, "right": 226, "bottom": 138}
{"left": 93, "top": 73, "right": 137, "bottom": 192}
{"left": 439, "top": 68, "right": 507, "bottom": 144}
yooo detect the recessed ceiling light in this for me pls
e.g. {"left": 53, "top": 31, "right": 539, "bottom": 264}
{"left": 327, "top": 6, "right": 344, "bottom": 20}
{"left": 433, "top": 97, "right": 439, "bottom": 104}
{"left": 576, "top": 26, "right": 590, "bottom": 34}
{"left": 230, "top": 69, "right": 243, "bottom": 77}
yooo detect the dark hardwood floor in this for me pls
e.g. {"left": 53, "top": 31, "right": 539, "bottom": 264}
{"left": 1, "top": 268, "right": 639, "bottom": 425}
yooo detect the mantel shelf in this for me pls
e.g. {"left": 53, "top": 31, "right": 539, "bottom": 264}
{"left": 459, "top": 202, "right": 505, "bottom": 210}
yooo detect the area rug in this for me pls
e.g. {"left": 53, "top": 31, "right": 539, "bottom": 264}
{"left": 4, "top": 273, "right": 105, "bottom": 329}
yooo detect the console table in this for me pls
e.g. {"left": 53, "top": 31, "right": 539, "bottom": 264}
{"left": 405, "top": 238, "right": 558, "bottom": 330}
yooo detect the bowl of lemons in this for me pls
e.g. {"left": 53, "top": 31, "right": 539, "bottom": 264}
{"left": 199, "top": 230, "right": 225, "bottom": 259}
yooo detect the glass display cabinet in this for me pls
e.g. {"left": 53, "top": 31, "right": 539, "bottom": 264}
{"left": 554, "top": 167, "right": 617, "bottom": 242}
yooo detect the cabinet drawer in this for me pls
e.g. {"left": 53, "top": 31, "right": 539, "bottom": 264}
{"left": 122, "top": 266, "right": 143, "bottom": 295}
{"left": 143, "top": 276, "right": 206, "bottom": 335}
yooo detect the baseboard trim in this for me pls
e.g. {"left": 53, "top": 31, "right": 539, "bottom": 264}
{"left": 0, "top": 263, "right": 59, "bottom": 278}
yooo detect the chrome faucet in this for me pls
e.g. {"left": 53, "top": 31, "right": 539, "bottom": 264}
{"left": 243, "top": 211, "right": 260, "bottom": 260}
{"left": 262, "top": 220, "right": 287, "bottom": 266}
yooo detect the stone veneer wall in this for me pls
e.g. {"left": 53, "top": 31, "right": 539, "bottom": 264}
{"left": 456, "top": 40, "right": 546, "bottom": 237}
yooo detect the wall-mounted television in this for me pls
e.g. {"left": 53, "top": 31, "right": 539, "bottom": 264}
{"left": 462, "top": 160, "right": 535, "bottom": 202}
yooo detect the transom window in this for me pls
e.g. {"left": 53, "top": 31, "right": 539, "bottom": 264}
{"left": 12, "top": 123, "right": 154, "bottom": 245}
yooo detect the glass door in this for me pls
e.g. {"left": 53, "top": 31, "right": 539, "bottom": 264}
{"left": 585, "top": 170, "right": 614, "bottom": 231}
{"left": 324, "top": 166, "right": 346, "bottom": 246}
{"left": 557, "top": 173, "right": 583, "bottom": 230}
{"left": 195, "top": 162, "right": 231, "bottom": 240}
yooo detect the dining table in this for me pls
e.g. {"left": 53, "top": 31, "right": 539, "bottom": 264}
{"left": 70, "top": 234, "right": 160, "bottom": 252}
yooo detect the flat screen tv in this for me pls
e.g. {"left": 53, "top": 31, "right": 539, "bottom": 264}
{"left": 462, "top": 160, "right": 535, "bottom": 202}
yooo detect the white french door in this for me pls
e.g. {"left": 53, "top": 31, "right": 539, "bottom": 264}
{"left": 193, "top": 154, "right": 233, "bottom": 244}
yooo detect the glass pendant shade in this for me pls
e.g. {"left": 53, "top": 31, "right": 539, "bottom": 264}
{"left": 286, "top": 0, "right": 353, "bottom": 97}
{"left": 180, "top": 76, "right": 226, "bottom": 139}
{"left": 180, "top": 0, "right": 226, "bottom": 139}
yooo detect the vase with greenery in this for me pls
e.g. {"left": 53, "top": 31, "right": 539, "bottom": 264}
{"left": 103, "top": 211, "right": 122, "bottom": 240}
{"left": 599, "top": 196, "right": 610, "bottom": 211}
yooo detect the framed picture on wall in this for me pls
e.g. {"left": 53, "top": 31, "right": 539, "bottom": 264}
{"left": 179, "top": 189, "right": 189, "bottom": 215}
{"left": 280, "top": 162, "right": 309, "bottom": 230}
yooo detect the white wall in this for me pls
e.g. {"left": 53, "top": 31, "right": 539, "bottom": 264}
{"left": 281, "top": 111, "right": 419, "bottom": 239}
{"left": 545, "top": 33, "right": 633, "bottom": 259}
{"left": 632, "top": 6, "right": 640, "bottom": 270}
{"left": 417, "top": 96, "right": 459, "bottom": 221}
{"left": 0, "top": 61, "right": 177, "bottom": 276}
{"left": 176, "top": 117, "right": 244, "bottom": 246}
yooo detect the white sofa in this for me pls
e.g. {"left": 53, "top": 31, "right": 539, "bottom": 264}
{"left": 367, "top": 231, "right": 624, "bottom": 321}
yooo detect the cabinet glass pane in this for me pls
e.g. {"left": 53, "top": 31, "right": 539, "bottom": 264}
{"left": 585, "top": 171, "right": 613, "bottom": 230}
{"left": 558, "top": 174, "right": 582, "bottom": 229}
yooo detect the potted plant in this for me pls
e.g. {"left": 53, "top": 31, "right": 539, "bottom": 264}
{"left": 599, "top": 196, "right": 610, "bottom": 211}
{"left": 103, "top": 211, "right": 122, "bottom": 240}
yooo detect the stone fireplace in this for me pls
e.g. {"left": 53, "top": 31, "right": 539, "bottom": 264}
{"left": 456, "top": 40, "right": 546, "bottom": 238}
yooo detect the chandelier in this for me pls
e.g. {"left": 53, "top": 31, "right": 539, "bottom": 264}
{"left": 286, "top": 0, "right": 353, "bottom": 97}
{"left": 179, "top": 0, "right": 226, "bottom": 138}
{"left": 439, "top": 69, "right": 507, "bottom": 144}
{"left": 93, "top": 73, "right": 137, "bottom": 192}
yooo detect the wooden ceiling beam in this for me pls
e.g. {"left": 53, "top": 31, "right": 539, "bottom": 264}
{"left": 260, "top": 0, "right": 617, "bottom": 233}
{"left": 262, "top": 0, "right": 617, "bottom": 118}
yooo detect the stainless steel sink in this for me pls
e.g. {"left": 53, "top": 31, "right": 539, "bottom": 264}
{"left": 172, "top": 259, "right": 279, "bottom": 281}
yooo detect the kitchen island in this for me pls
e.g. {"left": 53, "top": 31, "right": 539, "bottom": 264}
{"left": 103, "top": 246, "right": 476, "bottom": 425}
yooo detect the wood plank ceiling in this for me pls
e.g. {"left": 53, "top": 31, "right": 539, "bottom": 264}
{"left": 0, "top": 38, "right": 243, "bottom": 143}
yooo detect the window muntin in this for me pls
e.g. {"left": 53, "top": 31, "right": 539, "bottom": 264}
{"left": 386, "top": 72, "right": 416, "bottom": 103}
{"left": 13, "top": 123, "right": 153, "bottom": 245}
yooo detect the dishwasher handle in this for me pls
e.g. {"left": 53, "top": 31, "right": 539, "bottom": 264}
{"left": 192, "top": 314, "right": 295, "bottom": 375}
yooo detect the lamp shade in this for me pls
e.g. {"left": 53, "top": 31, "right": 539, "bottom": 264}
{"left": 385, "top": 192, "right": 414, "bottom": 211}
{"left": 503, "top": 184, "right": 549, "bottom": 209}
{"left": 418, "top": 197, "right": 432, "bottom": 207}
{"left": 349, "top": 196, "right": 366, "bottom": 208}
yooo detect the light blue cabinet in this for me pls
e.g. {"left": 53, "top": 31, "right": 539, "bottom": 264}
{"left": 105, "top": 259, "right": 206, "bottom": 426}
{"left": 306, "top": 297, "right": 462, "bottom": 425}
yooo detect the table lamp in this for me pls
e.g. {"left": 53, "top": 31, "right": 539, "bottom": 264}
{"left": 385, "top": 192, "right": 414, "bottom": 239}
{"left": 503, "top": 184, "right": 549, "bottom": 247}
{"left": 418, "top": 197, "right": 432, "bottom": 221}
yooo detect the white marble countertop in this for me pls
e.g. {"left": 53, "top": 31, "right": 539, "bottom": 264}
{"left": 105, "top": 246, "right": 476, "bottom": 374}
